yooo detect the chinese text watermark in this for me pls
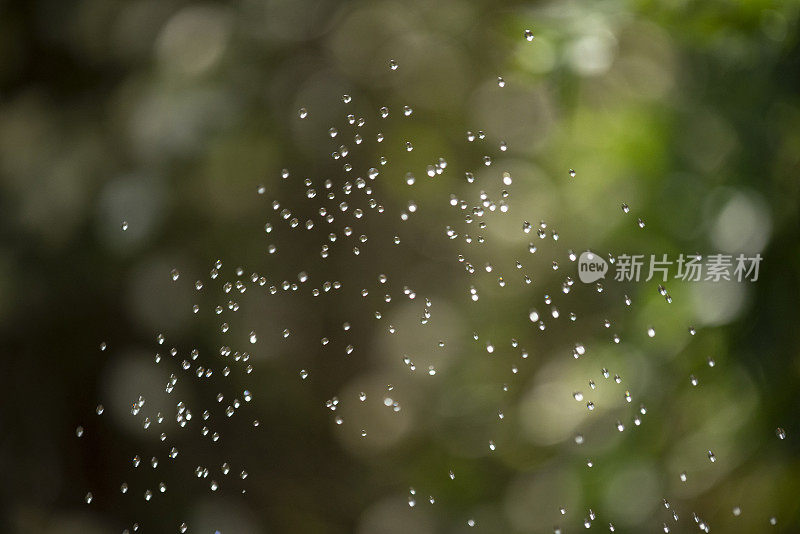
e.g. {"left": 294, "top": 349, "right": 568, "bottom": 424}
{"left": 578, "top": 252, "right": 762, "bottom": 284}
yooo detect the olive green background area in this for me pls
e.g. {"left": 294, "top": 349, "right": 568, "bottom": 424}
{"left": 0, "top": 0, "right": 799, "bottom": 533}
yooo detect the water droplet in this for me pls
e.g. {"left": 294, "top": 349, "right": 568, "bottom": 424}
{"left": 568, "top": 169, "right": 576, "bottom": 179}
{"left": 121, "top": 221, "right": 128, "bottom": 231}
{"left": 776, "top": 427, "right": 786, "bottom": 439}
{"left": 298, "top": 107, "right": 308, "bottom": 119}
{"left": 524, "top": 29, "right": 535, "bottom": 41}
{"left": 497, "top": 76, "right": 506, "bottom": 87}
{"left": 388, "top": 59, "right": 398, "bottom": 70}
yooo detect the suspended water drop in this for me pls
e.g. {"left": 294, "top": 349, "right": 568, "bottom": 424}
{"left": 298, "top": 107, "right": 308, "bottom": 119}
{"left": 388, "top": 59, "right": 398, "bottom": 70}
{"left": 497, "top": 76, "right": 506, "bottom": 87}
{"left": 524, "top": 29, "right": 535, "bottom": 41}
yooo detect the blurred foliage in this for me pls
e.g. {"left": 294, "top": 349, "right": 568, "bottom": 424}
{"left": 0, "top": 0, "right": 799, "bottom": 533}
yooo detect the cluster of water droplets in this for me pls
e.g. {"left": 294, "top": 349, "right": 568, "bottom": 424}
{"left": 82, "top": 28, "right": 789, "bottom": 533}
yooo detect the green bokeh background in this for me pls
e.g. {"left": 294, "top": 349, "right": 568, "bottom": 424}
{"left": 0, "top": 0, "right": 799, "bottom": 532}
